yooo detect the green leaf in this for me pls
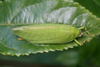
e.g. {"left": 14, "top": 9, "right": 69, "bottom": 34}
{"left": 74, "top": 0, "right": 100, "bottom": 18}
{"left": 0, "top": 0, "right": 100, "bottom": 56}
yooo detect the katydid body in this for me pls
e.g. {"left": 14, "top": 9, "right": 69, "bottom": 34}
{"left": 12, "top": 24, "right": 89, "bottom": 45}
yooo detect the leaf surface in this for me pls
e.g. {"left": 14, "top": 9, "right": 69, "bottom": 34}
{"left": 0, "top": 0, "right": 100, "bottom": 56}
{"left": 74, "top": 0, "right": 100, "bottom": 17}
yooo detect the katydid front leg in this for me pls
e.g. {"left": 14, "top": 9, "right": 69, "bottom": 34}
{"left": 74, "top": 26, "right": 90, "bottom": 46}
{"left": 78, "top": 26, "right": 90, "bottom": 35}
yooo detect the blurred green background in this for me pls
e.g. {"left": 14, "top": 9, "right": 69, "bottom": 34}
{"left": 0, "top": 0, "right": 100, "bottom": 67}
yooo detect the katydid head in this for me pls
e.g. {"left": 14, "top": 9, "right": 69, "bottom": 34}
{"left": 72, "top": 27, "right": 80, "bottom": 38}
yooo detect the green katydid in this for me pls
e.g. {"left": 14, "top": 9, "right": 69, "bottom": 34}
{"left": 12, "top": 24, "right": 90, "bottom": 46}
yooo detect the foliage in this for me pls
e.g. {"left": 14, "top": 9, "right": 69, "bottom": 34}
{"left": 0, "top": 0, "right": 100, "bottom": 67}
{"left": 0, "top": 0, "right": 100, "bottom": 56}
